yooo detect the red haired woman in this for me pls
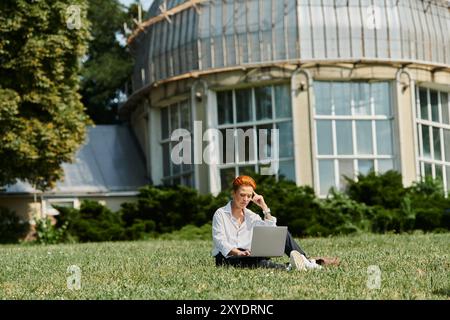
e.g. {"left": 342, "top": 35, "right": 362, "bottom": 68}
{"left": 212, "top": 175, "right": 326, "bottom": 271}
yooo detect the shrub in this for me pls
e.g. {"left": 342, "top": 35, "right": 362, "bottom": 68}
{"left": 415, "top": 208, "right": 444, "bottom": 232}
{"left": 37, "top": 171, "right": 449, "bottom": 244}
{"left": 407, "top": 178, "right": 450, "bottom": 232}
{"left": 442, "top": 209, "right": 450, "bottom": 230}
{"left": 35, "top": 217, "right": 67, "bottom": 245}
{"left": 408, "top": 176, "right": 445, "bottom": 198}
{"left": 345, "top": 170, "right": 406, "bottom": 209}
{"left": 159, "top": 224, "right": 212, "bottom": 241}
{"left": 121, "top": 185, "right": 229, "bottom": 235}
{"left": 121, "top": 172, "right": 450, "bottom": 238}
{"left": 309, "top": 189, "right": 373, "bottom": 236}
{"left": 122, "top": 186, "right": 199, "bottom": 234}
{"left": 124, "top": 219, "right": 156, "bottom": 240}
{"left": 345, "top": 171, "right": 450, "bottom": 233}
{"left": 56, "top": 200, "right": 125, "bottom": 242}
{"left": 370, "top": 197, "right": 416, "bottom": 234}
{"left": 0, "top": 207, "right": 29, "bottom": 244}
{"left": 371, "top": 207, "right": 398, "bottom": 233}
{"left": 398, "top": 196, "right": 416, "bottom": 232}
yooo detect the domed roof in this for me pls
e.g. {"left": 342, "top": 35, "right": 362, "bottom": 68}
{"left": 130, "top": 0, "right": 449, "bottom": 90}
{"left": 147, "top": 0, "right": 186, "bottom": 19}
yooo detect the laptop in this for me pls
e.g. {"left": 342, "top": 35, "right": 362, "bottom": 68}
{"left": 246, "top": 226, "right": 287, "bottom": 257}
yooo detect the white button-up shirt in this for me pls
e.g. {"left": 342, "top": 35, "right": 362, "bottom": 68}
{"left": 211, "top": 201, "right": 277, "bottom": 257}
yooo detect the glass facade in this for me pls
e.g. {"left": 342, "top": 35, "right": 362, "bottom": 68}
{"left": 416, "top": 87, "right": 450, "bottom": 194}
{"left": 160, "top": 101, "right": 194, "bottom": 187}
{"left": 216, "top": 84, "right": 295, "bottom": 190}
{"left": 123, "top": 1, "right": 450, "bottom": 197}
{"left": 130, "top": 0, "right": 450, "bottom": 88}
{"left": 314, "top": 81, "right": 396, "bottom": 196}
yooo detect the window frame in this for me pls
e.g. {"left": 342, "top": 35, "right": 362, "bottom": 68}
{"left": 215, "top": 83, "right": 296, "bottom": 190}
{"left": 313, "top": 80, "right": 397, "bottom": 196}
{"left": 415, "top": 86, "right": 450, "bottom": 194}
{"left": 159, "top": 101, "right": 195, "bottom": 187}
{"left": 43, "top": 198, "right": 80, "bottom": 216}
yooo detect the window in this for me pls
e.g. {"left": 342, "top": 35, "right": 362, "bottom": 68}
{"left": 314, "top": 81, "right": 396, "bottom": 196}
{"left": 416, "top": 87, "right": 450, "bottom": 194}
{"left": 216, "top": 84, "right": 295, "bottom": 190}
{"left": 44, "top": 199, "right": 79, "bottom": 216}
{"left": 160, "top": 101, "right": 194, "bottom": 187}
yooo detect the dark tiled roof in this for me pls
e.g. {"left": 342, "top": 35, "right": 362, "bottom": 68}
{"left": 3, "top": 125, "right": 148, "bottom": 195}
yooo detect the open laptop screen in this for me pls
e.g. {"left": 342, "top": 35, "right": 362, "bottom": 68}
{"left": 249, "top": 226, "right": 287, "bottom": 257}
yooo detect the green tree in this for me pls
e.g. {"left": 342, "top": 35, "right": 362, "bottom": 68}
{"left": 80, "top": 0, "right": 134, "bottom": 124}
{"left": 0, "top": 0, "right": 91, "bottom": 190}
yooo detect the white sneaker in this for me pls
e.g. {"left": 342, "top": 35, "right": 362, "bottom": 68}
{"left": 305, "top": 258, "right": 323, "bottom": 270}
{"left": 289, "top": 250, "right": 307, "bottom": 271}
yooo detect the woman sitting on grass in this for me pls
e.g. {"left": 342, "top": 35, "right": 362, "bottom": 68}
{"left": 212, "top": 175, "right": 339, "bottom": 271}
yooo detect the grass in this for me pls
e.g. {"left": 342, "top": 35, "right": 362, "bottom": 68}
{"left": 0, "top": 233, "right": 449, "bottom": 300}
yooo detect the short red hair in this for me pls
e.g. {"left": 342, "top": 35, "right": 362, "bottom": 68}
{"left": 232, "top": 175, "right": 256, "bottom": 192}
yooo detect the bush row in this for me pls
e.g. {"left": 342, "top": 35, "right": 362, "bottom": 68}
{"left": 1, "top": 170, "right": 449, "bottom": 244}
{"left": 47, "top": 186, "right": 230, "bottom": 243}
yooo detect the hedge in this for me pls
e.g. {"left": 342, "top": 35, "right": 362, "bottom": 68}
{"left": 8, "top": 171, "right": 450, "bottom": 244}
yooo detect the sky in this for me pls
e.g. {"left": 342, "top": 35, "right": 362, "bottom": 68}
{"left": 118, "top": 0, "right": 155, "bottom": 11}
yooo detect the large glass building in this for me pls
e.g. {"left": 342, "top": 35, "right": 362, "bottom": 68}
{"left": 120, "top": 0, "right": 450, "bottom": 196}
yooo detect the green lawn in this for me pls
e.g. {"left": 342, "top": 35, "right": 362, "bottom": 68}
{"left": 0, "top": 233, "right": 448, "bottom": 299}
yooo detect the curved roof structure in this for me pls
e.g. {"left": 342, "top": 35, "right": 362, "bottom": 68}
{"left": 3, "top": 126, "right": 148, "bottom": 195}
{"left": 147, "top": 0, "right": 188, "bottom": 18}
{"left": 126, "top": 0, "right": 449, "bottom": 106}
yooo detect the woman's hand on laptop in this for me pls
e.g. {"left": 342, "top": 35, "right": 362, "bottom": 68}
{"left": 238, "top": 250, "right": 251, "bottom": 256}
{"left": 230, "top": 248, "right": 251, "bottom": 256}
{"left": 251, "top": 192, "right": 269, "bottom": 212}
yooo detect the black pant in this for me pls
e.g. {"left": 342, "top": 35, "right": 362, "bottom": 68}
{"left": 214, "top": 231, "right": 307, "bottom": 269}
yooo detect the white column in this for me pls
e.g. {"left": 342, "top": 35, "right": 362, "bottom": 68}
{"left": 291, "top": 68, "right": 315, "bottom": 188}
{"left": 207, "top": 90, "right": 221, "bottom": 196}
{"left": 149, "top": 105, "right": 163, "bottom": 185}
{"left": 191, "top": 80, "right": 209, "bottom": 193}
{"left": 395, "top": 69, "right": 418, "bottom": 187}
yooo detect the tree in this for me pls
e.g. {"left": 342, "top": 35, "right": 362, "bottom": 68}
{"left": 0, "top": 0, "right": 91, "bottom": 190}
{"left": 80, "top": 0, "right": 134, "bottom": 124}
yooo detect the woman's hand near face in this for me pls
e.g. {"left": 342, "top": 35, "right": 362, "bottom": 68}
{"left": 251, "top": 192, "right": 269, "bottom": 212}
